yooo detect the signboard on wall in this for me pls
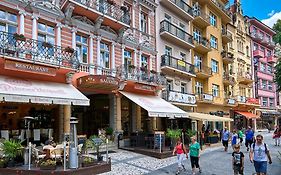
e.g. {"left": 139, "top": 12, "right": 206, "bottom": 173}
{"left": 168, "top": 91, "right": 196, "bottom": 105}
{"left": 77, "top": 75, "right": 119, "bottom": 91}
{"left": 247, "top": 98, "right": 260, "bottom": 105}
{"left": 4, "top": 60, "right": 57, "bottom": 76}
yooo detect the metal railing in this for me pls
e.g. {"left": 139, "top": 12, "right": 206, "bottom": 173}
{"left": 0, "top": 31, "right": 79, "bottom": 69}
{"left": 171, "top": 0, "right": 193, "bottom": 16}
{"left": 197, "top": 93, "right": 214, "bottom": 102}
{"left": 162, "top": 89, "right": 196, "bottom": 104}
{"left": 193, "top": 9, "right": 210, "bottom": 22}
{"left": 74, "top": 0, "right": 131, "bottom": 25}
{"left": 116, "top": 65, "right": 166, "bottom": 86}
{"left": 221, "top": 51, "right": 234, "bottom": 60}
{"left": 223, "top": 74, "right": 235, "bottom": 83}
{"left": 194, "top": 37, "right": 211, "bottom": 48}
{"left": 195, "top": 65, "right": 212, "bottom": 76}
{"left": 222, "top": 28, "right": 232, "bottom": 39}
{"left": 160, "top": 20, "right": 193, "bottom": 44}
{"left": 210, "top": 0, "right": 231, "bottom": 17}
{"left": 161, "top": 54, "right": 195, "bottom": 75}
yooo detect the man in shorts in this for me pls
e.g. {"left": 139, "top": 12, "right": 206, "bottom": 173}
{"left": 222, "top": 127, "right": 230, "bottom": 151}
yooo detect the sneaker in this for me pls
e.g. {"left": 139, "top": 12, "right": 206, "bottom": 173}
{"left": 182, "top": 165, "right": 186, "bottom": 171}
{"left": 247, "top": 147, "right": 249, "bottom": 151}
{"left": 199, "top": 167, "right": 202, "bottom": 173}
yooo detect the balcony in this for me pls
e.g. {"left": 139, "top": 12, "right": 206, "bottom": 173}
{"left": 196, "top": 93, "right": 214, "bottom": 103}
{"left": 221, "top": 51, "right": 234, "bottom": 64}
{"left": 160, "top": 0, "right": 194, "bottom": 21}
{"left": 160, "top": 20, "right": 194, "bottom": 49}
{"left": 237, "top": 72, "right": 253, "bottom": 84}
{"left": 195, "top": 65, "right": 212, "bottom": 79}
{"left": 223, "top": 74, "right": 235, "bottom": 86}
{"left": 62, "top": 0, "right": 130, "bottom": 30}
{"left": 162, "top": 90, "right": 196, "bottom": 106}
{"left": 253, "top": 50, "right": 264, "bottom": 58}
{"left": 194, "top": 38, "right": 211, "bottom": 54}
{"left": 221, "top": 29, "right": 233, "bottom": 43}
{"left": 193, "top": 10, "right": 210, "bottom": 28}
{"left": 268, "top": 55, "right": 277, "bottom": 63}
{"left": 251, "top": 32, "right": 263, "bottom": 42}
{"left": 117, "top": 65, "right": 166, "bottom": 86}
{"left": 267, "top": 40, "right": 275, "bottom": 49}
{"left": 0, "top": 31, "right": 79, "bottom": 70}
{"left": 161, "top": 54, "right": 195, "bottom": 77}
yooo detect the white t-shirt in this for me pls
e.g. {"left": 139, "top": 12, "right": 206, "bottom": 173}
{"left": 252, "top": 143, "right": 269, "bottom": 162}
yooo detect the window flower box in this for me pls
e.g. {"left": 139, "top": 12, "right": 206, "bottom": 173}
{"left": 42, "top": 42, "right": 53, "bottom": 48}
{"left": 64, "top": 46, "right": 74, "bottom": 53}
{"left": 13, "top": 33, "right": 26, "bottom": 41}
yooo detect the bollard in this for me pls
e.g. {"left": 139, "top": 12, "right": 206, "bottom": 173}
{"left": 63, "top": 141, "right": 66, "bottom": 171}
{"left": 106, "top": 139, "right": 109, "bottom": 163}
{"left": 28, "top": 142, "right": 31, "bottom": 170}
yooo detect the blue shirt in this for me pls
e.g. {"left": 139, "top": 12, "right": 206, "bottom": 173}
{"left": 222, "top": 130, "right": 230, "bottom": 141}
{"left": 245, "top": 129, "right": 254, "bottom": 140}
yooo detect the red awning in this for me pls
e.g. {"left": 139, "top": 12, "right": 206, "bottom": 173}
{"left": 235, "top": 111, "right": 260, "bottom": 119}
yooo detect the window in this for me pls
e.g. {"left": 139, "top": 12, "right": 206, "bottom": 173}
{"left": 167, "top": 80, "right": 173, "bottom": 91}
{"left": 194, "top": 55, "right": 202, "bottom": 69}
{"left": 212, "top": 84, "right": 219, "bottom": 97}
{"left": 211, "top": 59, "right": 218, "bottom": 73}
{"left": 209, "top": 12, "right": 217, "bottom": 26}
{"left": 210, "top": 35, "right": 217, "bottom": 49}
{"left": 141, "top": 55, "right": 148, "bottom": 69}
{"left": 261, "top": 80, "right": 267, "bottom": 89}
{"left": 76, "top": 34, "right": 88, "bottom": 63}
{"left": 0, "top": 10, "right": 17, "bottom": 33}
{"left": 181, "top": 83, "right": 186, "bottom": 93}
{"left": 268, "top": 81, "right": 273, "bottom": 90}
{"left": 246, "top": 46, "right": 249, "bottom": 56}
{"left": 164, "top": 14, "right": 171, "bottom": 22}
{"left": 165, "top": 46, "right": 172, "bottom": 55}
{"left": 100, "top": 42, "right": 110, "bottom": 68}
{"left": 195, "top": 81, "right": 203, "bottom": 95}
{"left": 267, "top": 50, "right": 272, "bottom": 57}
{"left": 261, "top": 97, "right": 267, "bottom": 106}
{"left": 193, "top": 28, "right": 202, "bottom": 42}
{"left": 140, "top": 12, "right": 147, "bottom": 33}
{"left": 269, "top": 98, "right": 274, "bottom": 107}
{"left": 179, "top": 23, "right": 185, "bottom": 40}
{"left": 180, "top": 52, "right": 186, "bottom": 61}
{"left": 124, "top": 50, "right": 132, "bottom": 68}
{"left": 253, "top": 43, "right": 258, "bottom": 51}
{"left": 267, "top": 65, "right": 272, "bottom": 74}
{"left": 260, "top": 46, "right": 265, "bottom": 53}
{"left": 260, "top": 63, "right": 266, "bottom": 72}
{"left": 38, "top": 22, "right": 55, "bottom": 58}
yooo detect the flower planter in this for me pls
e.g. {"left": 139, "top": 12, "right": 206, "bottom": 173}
{"left": 14, "top": 33, "right": 26, "bottom": 41}
{"left": 40, "top": 165, "right": 56, "bottom": 170}
{"left": 64, "top": 47, "right": 74, "bottom": 53}
{"left": 5, "top": 49, "right": 16, "bottom": 54}
{"left": 42, "top": 42, "right": 53, "bottom": 48}
{"left": 82, "top": 162, "right": 97, "bottom": 167}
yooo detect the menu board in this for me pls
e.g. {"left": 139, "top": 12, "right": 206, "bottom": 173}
{"left": 154, "top": 131, "right": 165, "bottom": 149}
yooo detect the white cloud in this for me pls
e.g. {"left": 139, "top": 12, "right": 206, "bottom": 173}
{"left": 262, "top": 11, "right": 281, "bottom": 28}
{"left": 268, "top": 10, "right": 275, "bottom": 17}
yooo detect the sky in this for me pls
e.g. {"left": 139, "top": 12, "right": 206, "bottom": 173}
{"left": 229, "top": 0, "right": 281, "bottom": 27}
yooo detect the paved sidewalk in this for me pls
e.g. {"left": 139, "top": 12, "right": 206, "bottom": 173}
{"left": 101, "top": 132, "right": 281, "bottom": 175}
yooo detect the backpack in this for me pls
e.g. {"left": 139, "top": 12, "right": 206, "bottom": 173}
{"left": 253, "top": 143, "right": 268, "bottom": 153}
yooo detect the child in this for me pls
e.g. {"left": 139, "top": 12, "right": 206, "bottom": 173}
{"left": 232, "top": 144, "right": 244, "bottom": 175}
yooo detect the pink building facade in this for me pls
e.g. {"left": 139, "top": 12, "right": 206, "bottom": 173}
{"left": 247, "top": 17, "right": 279, "bottom": 129}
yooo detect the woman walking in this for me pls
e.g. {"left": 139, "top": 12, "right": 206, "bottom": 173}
{"left": 173, "top": 138, "right": 188, "bottom": 174}
{"left": 189, "top": 136, "right": 202, "bottom": 175}
{"left": 273, "top": 126, "right": 280, "bottom": 146}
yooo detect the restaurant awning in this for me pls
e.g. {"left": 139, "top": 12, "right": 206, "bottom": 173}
{"left": 187, "top": 112, "right": 233, "bottom": 122}
{"left": 120, "top": 91, "right": 188, "bottom": 118}
{"left": 0, "top": 75, "right": 89, "bottom": 106}
{"left": 256, "top": 109, "right": 281, "bottom": 116}
{"left": 235, "top": 111, "right": 260, "bottom": 119}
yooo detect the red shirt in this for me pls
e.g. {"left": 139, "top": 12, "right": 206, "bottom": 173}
{"left": 176, "top": 143, "right": 184, "bottom": 154}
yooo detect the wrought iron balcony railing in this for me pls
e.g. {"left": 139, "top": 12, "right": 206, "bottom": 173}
{"left": 162, "top": 89, "right": 196, "bottom": 105}
{"left": 193, "top": 10, "right": 210, "bottom": 22}
{"left": 0, "top": 31, "right": 79, "bottom": 69}
{"left": 171, "top": 0, "right": 193, "bottom": 16}
{"left": 160, "top": 20, "right": 193, "bottom": 44}
{"left": 116, "top": 65, "right": 166, "bottom": 86}
{"left": 74, "top": 0, "right": 131, "bottom": 25}
{"left": 161, "top": 54, "right": 195, "bottom": 75}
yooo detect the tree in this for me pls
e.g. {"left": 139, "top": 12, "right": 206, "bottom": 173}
{"left": 275, "top": 44, "right": 281, "bottom": 91}
{"left": 273, "top": 19, "right": 281, "bottom": 45}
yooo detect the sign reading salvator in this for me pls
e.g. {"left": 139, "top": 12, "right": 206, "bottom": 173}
{"left": 4, "top": 60, "right": 57, "bottom": 76}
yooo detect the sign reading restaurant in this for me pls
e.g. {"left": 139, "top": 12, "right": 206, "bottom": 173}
{"left": 4, "top": 60, "right": 57, "bottom": 76}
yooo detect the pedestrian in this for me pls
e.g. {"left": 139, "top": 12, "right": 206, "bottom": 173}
{"left": 250, "top": 134, "right": 272, "bottom": 175}
{"left": 245, "top": 126, "right": 254, "bottom": 151}
{"left": 173, "top": 138, "right": 188, "bottom": 174}
{"left": 231, "top": 130, "right": 238, "bottom": 150}
{"left": 232, "top": 144, "right": 244, "bottom": 175}
{"left": 267, "top": 123, "right": 271, "bottom": 133}
{"left": 222, "top": 127, "right": 230, "bottom": 152}
{"left": 273, "top": 126, "right": 280, "bottom": 146}
{"left": 189, "top": 136, "right": 202, "bottom": 175}
{"left": 238, "top": 129, "right": 244, "bottom": 146}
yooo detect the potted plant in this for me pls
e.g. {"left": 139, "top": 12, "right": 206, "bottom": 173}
{"left": 107, "top": 0, "right": 115, "bottom": 5}
{"left": 64, "top": 46, "right": 74, "bottom": 53}
{"left": 186, "top": 129, "right": 197, "bottom": 144}
{"left": 13, "top": 33, "right": 26, "bottom": 41}
{"left": 166, "top": 129, "right": 181, "bottom": 150}
{"left": 1, "top": 140, "right": 23, "bottom": 167}
{"left": 140, "top": 66, "right": 147, "bottom": 72}
{"left": 82, "top": 156, "right": 96, "bottom": 167}
{"left": 105, "top": 127, "right": 114, "bottom": 140}
{"left": 0, "top": 158, "right": 7, "bottom": 168}
{"left": 39, "top": 159, "right": 56, "bottom": 170}
{"left": 90, "top": 135, "right": 104, "bottom": 162}
{"left": 42, "top": 41, "right": 53, "bottom": 48}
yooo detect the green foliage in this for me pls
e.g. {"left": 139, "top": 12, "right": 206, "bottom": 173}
{"left": 83, "top": 156, "right": 94, "bottom": 163}
{"left": 186, "top": 129, "right": 197, "bottom": 138}
{"left": 1, "top": 140, "right": 23, "bottom": 160}
{"left": 275, "top": 60, "right": 281, "bottom": 91}
{"left": 273, "top": 19, "right": 281, "bottom": 45}
{"left": 40, "top": 159, "right": 56, "bottom": 166}
{"left": 166, "top": 129, "right": 181, "bottom": 139}
{"left": 105, "top": 127, "right": 114, "bottom": 135}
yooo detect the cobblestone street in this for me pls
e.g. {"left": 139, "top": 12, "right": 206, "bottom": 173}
{"left": 102, "top": 132, "right": 281, "bottom": 175}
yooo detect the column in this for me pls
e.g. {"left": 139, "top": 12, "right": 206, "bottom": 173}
{"left": 136, "top": 106, "right": 142, "bottom": 131}
{"left": 132, "top": 2, "right": 135, "bottom": 28}
{"left": 63, "top": 105, "right": 71, "bottom": 135}
{"left": 32, "top": 14, "right": 39, "bottom": 40}
{"left": 139, "top": 6, "right": 142, "bottom": 31}
{"left": 109, "top": 94, "right": 115, "bottom": 130}
{"left": 139, "top": 51, "right": 142, "bottom": 68}
{"left": 133, "top": 49, "right": 137, "bottom": 66}
{"left": 253, "top": 119, "right": 257, "bottom": 132}
{"left": 152, "top": 117, "right": 157, "bottom": 130}
{"left": 111, "top": 41, "right": 116, "bottom": 69}
{"left": 19, "top": 10, "right": 26, "bottom": 35}
{"left": 58, "top": 105, "right": 64, "bottom": 142}
{"left": 71, "top": 28, "right": 77, "bottom": 49}
{"left": 131, "top": 104, "right": 137, "bottom": 132}
{"left": 56, "top": 23, "right": 62, "bottom": 47}
{"left": 116, "top": 95, "right": 122, "bottom": 131}
{"left": 148, "top": 12, "right": 153, "bottom": 35}
{"left": 96, "top": 36, "right": 102, "bottom": 74}
{"left": 89, "top": 34, "right": 94, "bottom": 74}
{"left": 121, "top": 44, "right": 125, "bottom": 65}
{"left": 228, "top": 121, "right": 231, "bottom": 131}
{"left": 149, "top": 55, "right": 153, "bottom": 71}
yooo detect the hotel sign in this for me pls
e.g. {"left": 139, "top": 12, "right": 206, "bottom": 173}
{"left": 168, "top": 91, "right": 196, "bottom": 105}
{"left": 78, "top": 75, "right": 119, "bottom": 91}
{"left": 4, "top": 60, "right": 56, "bottom": 76}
